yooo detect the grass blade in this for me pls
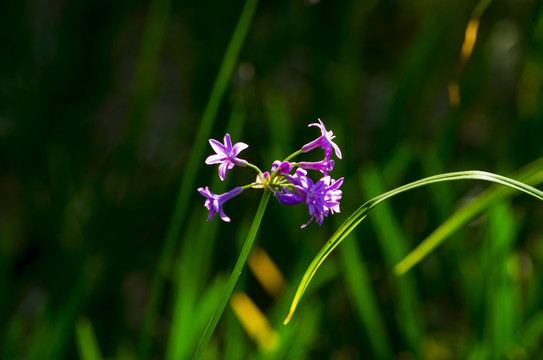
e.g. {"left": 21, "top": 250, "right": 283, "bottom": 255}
{"left": 482, "top": 202, "right": 517, "bottom": 356}
{"left": 165, "top": 95, "right": 248, "bottom": 360}
{"left": 360, "top": 165, "right": 422, "bottom": 350}
{"left": 395, "top": 161, "right": 543, "bottom": 276}
{"left": 138, "top": 0, "right": 260, "bottom": 356}
{"left": 75, "top": 316, "right": 103, "bottom": 360}
{"left": 193, "top": 191, "right": 270, "bottom": 360}
{"left": 284, "top": 170, "right": 543, "bottom": 324}
{"left": 338, "top": 233, "right": 393, "bottom": 359}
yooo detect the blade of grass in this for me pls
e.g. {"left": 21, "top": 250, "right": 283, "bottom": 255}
{"left": 224, "top": 305, "right": 246, "bottom": 360}
{"left": 25, "top": 258, "right": 101, "bottom": 360}
{"left": 278, "top": 301, "right": 323, "bottom": 360}
{"left": 193, "top": 191, "right": 270, "bottom": 360}
{"left": 284, "top": 170, "right": 543, "bottom": 324}
{"left": 338, "top": 233, "right": 393, "bottom": 359}
{"left": 482, "top": 202, "right": 517, "bottom": 357}
{"left": 75, "top": 316, "right": 103, "bottom": 360}
{"left": 125, "top": 0, "right": 172, "bottom": 149}
{"left": 166, "top": 95, "right": 247, "bottom": 360}
{"left": 395, "top": 159, "right": 543, "bottom": 276}
{"left": 138, "top": 0, "right": 260, "bottom": 356}
{"left": 359, "top": 165, "right": 422, "bottom": 351}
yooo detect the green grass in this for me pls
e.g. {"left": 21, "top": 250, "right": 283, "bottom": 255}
{"left": 4, "top": 0, "right": 543, "bottom": 359}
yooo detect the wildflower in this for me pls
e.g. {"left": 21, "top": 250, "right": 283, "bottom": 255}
{"left": 271, "top": 160, "right": 294, "bottom": 176}
{"left": 197, "top": 186, "right": 243, "bottom": 222}
{"left": 323, "top": 177, "right": 343, "bottom": 215}
{"left": 205, "top": 134, "right": 249, "bottom": 181}
{"left": 198, "top": 118, "right": 344, "bottom": 228}
{"left": 275, "top": 188, "right": 303, "bottom": 205}
{"left": 287, "top": 169, "right": 344, "bottom": 228}
{"left": 301, "top": 118, "right": 342, "bottom": 160}
{"left": 297, "top": 157, "right": 335, "bottom": 176}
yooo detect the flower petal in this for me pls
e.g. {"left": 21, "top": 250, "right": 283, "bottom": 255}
{"left": 223, "top": 134, "right": 233, "bottom": 153}
{"left": 232, "top": 142, "right": 249, "bottom": 156}
{"left": 208, "top": 138, "right": 227, "bottom": 156}
{"left": 205, "top": 154, "right": 226, "bottom": 165}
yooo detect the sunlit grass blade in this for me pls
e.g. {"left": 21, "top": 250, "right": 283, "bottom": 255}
{"left": 165, "top": 96, "right": 247, "bottom": 360}
{"left": 395, "top": 161, "right": 543, "bottom": 276}
{"left": 448, "top": 0, "right": 493, "bottom": 107}
{"left": 284, "top": 170, "right": 543, "bottom": 324}
{"left": 139, "top": 0, "right": 260, "bottom": 356}
{"left": 75, "top": 316, "right": 103, "bottom": 360}
{"left": 482, "top": 202, "right": 518, "bottom": 357}
{"left": 338, "top": 233, "right": 393, "bottom": 359}
{"left": 360, "top": 165, "right": 422, "bottom": 350}
{"left": 193, "top": 192, "right": 270, "bottom": 360}
{"left": 276, "top": 301, "right": 323, "bottom": 360}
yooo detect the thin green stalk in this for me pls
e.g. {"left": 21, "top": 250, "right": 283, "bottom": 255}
{"left": 394, "top": 164, "right": 543, "bottom": 275}
{"left": 193, "top": 191, "right": 270, "bottom": 360}
{"left": 360, "top": 166, "right": 422, "bottom": 351}
{"left": 284, "top": 170, "right": 543, "bottom": 324}
{"left": 138, "top": 0, "right": 259, "bottom": 357}
{"left": 338, "top": 235, "right": 393, "bottom": 359}
{"left": 126, "top": 0, "right": 172, "bottom": 149}
{"left": 75, "top": 317, "right": 103, "bottom": 360}
{"left": 166, "top": 98, "right": 247, "bottom": 360}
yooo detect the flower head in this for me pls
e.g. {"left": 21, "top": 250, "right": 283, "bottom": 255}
{"left": 205, "top": 134, "right": 249, "bottom": 181}
{"left": 301, "top": 119, "right": 342, "bottom": 160}
{"left": 197, "top": 186, "right": 243, "bottom": 222}
{"left": 199, "top": 119, "right": 344, "bottom": 228}
{"left": 287, "top": 169, "right": 344, "bottom": 228}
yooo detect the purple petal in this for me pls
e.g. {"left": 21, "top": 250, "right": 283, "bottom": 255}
{"left": 332, "top": 142, "right": 342, "bottom": 159}
{"left": 232, "top": 142, "right": 249, "bottom": 156}
{"left": 218, "top": 162, "right": 230, "bottom": 181}
{"left": 205, "top": 154, "right": 226, "bottom": 165}
{"left": 275, "top": 189, "right": 303, "bottom": 205}
{"left": 208, "top": 138, "right": 227, "bottom": 156}
{"left": 223, "top": 134, "right": 233, "bottom": 153}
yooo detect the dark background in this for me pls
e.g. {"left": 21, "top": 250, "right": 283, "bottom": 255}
{"left": 2, "top": 0, "right": 543, "bottom": 358}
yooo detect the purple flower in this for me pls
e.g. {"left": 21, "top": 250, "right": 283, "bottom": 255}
{"left": 271, "top": 160, "right": 294, "bottom": 176}
{"left": 197, "top": 186, "right": 243, "bottom": 222}
{"left": 287, "top": 169, "right": 344, "bottom": 228}
{"left": 275, "top": 188, "right": 303, "bottom": 205}
{"left": 301, "top": 119, "right": 342, "bottom": 160}
{"left": 205, "top": 134, "right": 249, "bottom": 181}
{"left": 324, "top": 177, "right": 343, "bottom": 215}
{"left": 297, "top": 158, "right": 335, "bottom": 176}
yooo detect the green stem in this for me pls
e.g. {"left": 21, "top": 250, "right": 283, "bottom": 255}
{"left": 284, "top": 170, "right": 543, "bottom": 324}
{"left": 283, "top": 149, "right": 303, "bottom": 163}
{"left": 137, "top": 0, "right": 260, "bottom": 357}
{"left": 192, "top": 191, "right": 270, "bottom": 360}
{"left": 245, "top": 162, "right": 263, "bottom": 174}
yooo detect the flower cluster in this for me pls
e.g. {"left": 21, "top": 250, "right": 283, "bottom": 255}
{"left": 197, "top": 119, "right": 343, "bottom": 228}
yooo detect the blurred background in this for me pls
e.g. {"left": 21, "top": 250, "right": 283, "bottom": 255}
{"left": 2, "top": 0, "right": 543, "bottom": 358}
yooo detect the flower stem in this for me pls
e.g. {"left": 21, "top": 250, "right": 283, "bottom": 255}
{"left": 283, "top": 149, "right": 303, "bottom": 163}
{"left": 245, "top": 162, "right": 263, "bottom": 174}
{"left": 192, "top": 191, "right": 270, "bottom": 360}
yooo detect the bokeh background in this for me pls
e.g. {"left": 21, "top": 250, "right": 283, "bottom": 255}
{"left": 2, "top": 0, "right": 543, "bottom": 358}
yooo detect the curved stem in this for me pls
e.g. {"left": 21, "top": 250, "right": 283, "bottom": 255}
{"left": 193, "top": 192, "right": 270, "bottom": 360}
{"left": 138, "top": 0, "right": 260, "bottom": 357}
{"left": 283, "top": 149, "right": 303, "bottom": 163}
{"left": 284, "top": 170, "right": 543, "bottom": 324}
{"left": 245, "top": 162, "right": 263, "bottom": 174}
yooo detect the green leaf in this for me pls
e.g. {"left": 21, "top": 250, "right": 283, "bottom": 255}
{"left": 284, "top": 170, "right": 543, "bottom": 324}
